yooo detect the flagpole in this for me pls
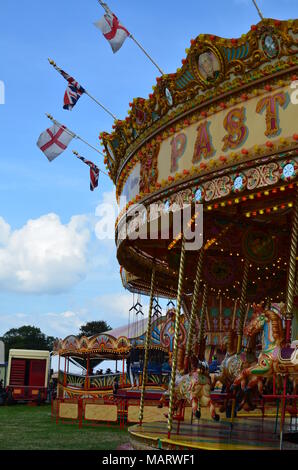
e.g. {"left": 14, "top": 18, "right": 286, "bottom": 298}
{"left": 96, "top": 0, "right": 164, "bottom": 76}
{"left": 76, "top": 135, "right": 105, "bottom": 156}
{"left": 84, "top": 91, "right": 117, "bottom": 120}
{"left": 48, "top": 59, "right": 118, "bottom": 120}
{"left": 97, "top": 0, "right": 112, "bottom": 15}
{"left": 251, "top": 0, "right": 264, "bottom": 20}
{"left": 129, "top": 35, "right": 164, "bottom": 75}
{"left": 72, "top": 150, "right": 109, "bottom": 177}
{"left": 45, "top": 113, "right": 105, "bottom": 157}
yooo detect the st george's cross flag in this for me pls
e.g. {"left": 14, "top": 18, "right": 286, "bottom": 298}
{"left": 55, "top": 66, "right": 86, "bottom": 110}
{"left": 37, "top": 123, "right": 75, "bottom": 161}
{"left": 95, "top": 11, "right": 130, "bottom": 53}
{"left": 76, "top": 155, "right": 100, "bottom": 191}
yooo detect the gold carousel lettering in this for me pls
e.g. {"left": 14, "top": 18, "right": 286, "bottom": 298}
{"left": 222, "top": 107, "right": 248, "bottom": 151}
{"left": 169, "top": 91, "right": 291, "bottom": 172}
{"left": 192, "top": 121, "right": 215, "bottom": 164}
{"left": 256, "top": 91, "right": 288, "bottom": 137}
{"left": 170, "top": 133, "right": 187, "bottom": 172}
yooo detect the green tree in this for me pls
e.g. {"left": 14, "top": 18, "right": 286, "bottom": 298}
{"left": 0, "top": 325, "right": 56, "bottom": 361}
{"left": 78, "top": 321, "right": 111, "bottom": 338}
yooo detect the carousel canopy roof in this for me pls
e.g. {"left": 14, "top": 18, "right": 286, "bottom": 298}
{"left": 53, "top": 316, "right": 167, "bottom": 357}
{"left": 97, "top": 17, "right": 298, "bottom": 304}
{"left": 102, "top": 316, "right": 149, "bottom": 340}
{"left": 101, "top": 18, "right": 297, "bottom": 187}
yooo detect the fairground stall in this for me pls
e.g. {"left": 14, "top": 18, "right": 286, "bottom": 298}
{"left": 6, "top": 349, "right": 50, "bottom": 403}
{"left": 100, "top": 18, "right": 298, "bottom": 449}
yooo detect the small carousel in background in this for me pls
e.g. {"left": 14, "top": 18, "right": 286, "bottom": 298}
{"left": 53, "top": 314, "right": 169, "bottom": 400}
{"left": 52, "top": 317, "right": 169, "bottom": 428}
{"left": 53, "top": 331, "right": 131, "bottom": 399}
{"left": 100, "top": 17, "right": 298, "bottom": 449}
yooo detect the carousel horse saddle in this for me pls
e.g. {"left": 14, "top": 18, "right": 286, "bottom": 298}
{"left": 278, "top": 342, "right": 298, "bottom": 365}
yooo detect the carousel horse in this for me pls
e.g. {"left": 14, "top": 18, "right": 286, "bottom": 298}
{"left": 212, "top": 330, "right": 241, "bottom": 389}
{"left": 233, "top": 304, "right": 298, "bottom": 394}
{"left": 212, "top": 330, "right": 258, "bottom": 389}
{"left": 211, "top": 330, "right": 257, "bottom": 413}
{"left": 158, "top": 361, "right": 220, "bottom": 421}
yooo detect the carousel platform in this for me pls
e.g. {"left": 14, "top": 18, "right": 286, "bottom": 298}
{"left": 128, "top": 417, "right": 298, "bottom": 450}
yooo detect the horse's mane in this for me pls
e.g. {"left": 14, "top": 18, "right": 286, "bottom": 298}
{"left": 264, "top": 309, "right": 285, "bottom": 344}
{"left": 246, "top": 304, "right": 285, "bottom": 344}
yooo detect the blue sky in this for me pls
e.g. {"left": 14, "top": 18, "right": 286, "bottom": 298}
{"left": 0, "top": 0, "right": 296, "bottom": 339}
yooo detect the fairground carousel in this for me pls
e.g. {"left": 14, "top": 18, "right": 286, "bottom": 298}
{"left": 53, "top": 312, "right": 173, "bottom": 400}
{"left": 98, "top": 18, "right": 298, "bottom": 450}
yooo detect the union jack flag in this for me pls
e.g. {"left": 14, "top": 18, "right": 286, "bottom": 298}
{"left": 54, "top": 65, "right": 85, "bottom": 111}
{"left": 76, "top": 154, "right": 100, "bottom": 191}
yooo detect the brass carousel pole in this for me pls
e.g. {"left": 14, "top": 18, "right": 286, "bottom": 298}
{"left": 139, "top": 265, "right": 156, "bottom": 424}
{"left": 184, "top": 248, "right": 204, "bottom": 373}
{"left": 197, "top": 284, "right": 208, "bottom": 361}
{"left": 231, "top": 259, "right": 249, "bottom": 423}
{"left": 236, "top": 259, "right": 250, "bottom": 354}
{"left": 280, "top": 190, "right": 298, "bottom": 449}
{"left": 167, "top": 236, "right": 186, "bottom": 439}
{"left": 285, "top": 190, "right": 298, "bottom": 344}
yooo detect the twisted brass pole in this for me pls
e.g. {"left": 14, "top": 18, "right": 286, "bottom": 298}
{"left": 139, "top": 265, "right": 156, "bottom": 424}
{"left": 167, "top": 236, "right": 186, "bottom": 438}
{"left": 280, "top": 192, "right": 298, "bottom": 448}
{"left": 231, "top": 259, "right": 250, "bottom": 423}
{"left": 237, "top": 259, "right": 250, "bottom": 354}
{"left": 197, "top": 284, "right": 208, "bottom": 360}
{"left": 184, "top": 249, "right": 204, "bottom": 372}
{"left": 285, "top": 191, "right": 298, "bottom": 344}
{"left": 295, "top": 272, "right": 298, "bottom": 296}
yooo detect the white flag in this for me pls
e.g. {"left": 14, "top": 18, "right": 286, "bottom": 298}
{"left": 95, "top": 12, "right": 130, "bottom": 53}
{"left": 37, "top": 124, "right": 75, "bottom": 161}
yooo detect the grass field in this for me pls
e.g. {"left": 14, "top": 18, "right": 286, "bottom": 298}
{"left": 0, "top": 405, "right": 130, "bottom": 450}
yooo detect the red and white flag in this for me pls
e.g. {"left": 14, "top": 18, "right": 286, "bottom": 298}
{"left": 37, "top": 123, "right": 75, "bottom": 161}
{"left": 95, "top": 12, "right": 130, "bottom": 53}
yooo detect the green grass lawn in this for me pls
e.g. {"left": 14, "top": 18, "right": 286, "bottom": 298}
{"left": 0, "top": 405, "right": 130, "bottom": 450}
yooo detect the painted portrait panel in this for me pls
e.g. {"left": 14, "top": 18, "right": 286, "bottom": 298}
{"left": 197, "top": 50, "right": 221, "bottom": 82}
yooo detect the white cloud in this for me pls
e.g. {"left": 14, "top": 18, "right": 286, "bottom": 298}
{"left": 0, "top": 213, "right": 90, "bottom": 294}
{"left": 0, "top": 310, "right": 87, "bottom": 338}
{"left": 44, "top": 310, "right": 85, "bottom": 337}
{"left": 0, "top": 217, "right": 11, "bottom": 245}
{"left": 94, "top": 190, "right": 118, "bottom": 241}
{"left": 0, "top": 190, "right": 135, "bottom": 337}
{"left": 35, "top": 292, "right": 140, "bottom": 337}
{"left": 98, "top": 293, "right": 133, "bottom": 319}
{"left": 92, "top": 292, "right": 149, "bottom": 326}
{"left": 0, "top": 313, "right": 31, "bottom": 336}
